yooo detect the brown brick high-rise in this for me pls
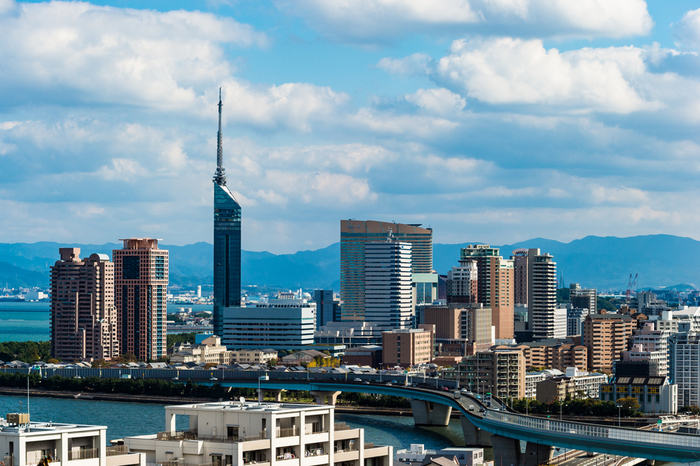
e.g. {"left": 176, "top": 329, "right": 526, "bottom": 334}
{"left": 114, "top": 238, "right": 168, "bottom": 361}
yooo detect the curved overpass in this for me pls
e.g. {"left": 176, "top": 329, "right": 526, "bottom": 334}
{"left": 216, "top": 379, "right": 700, "bottom": 463}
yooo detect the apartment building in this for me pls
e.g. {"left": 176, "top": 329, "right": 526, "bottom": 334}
{"left": 669, "top": 331, "right": 700, "bottom": 409}
{"left": 0, "top": 413, "right": 142, "bottom": 466}
{"left": 114, "top": 238, "right": 169, "bottom": 361}
{"left": 495, "top": 339, "right": 587, "bottom": 371}
{"left": 457, "top": 350, "right": 525, "bottom": 399}
{"left": 50, "top": 248, "right": 119, "bottom": 361}
{"left": 535, "top": 367, "right": 607, "bottom": 402}
{"left": 423, "top": 304, "right": 492, "bottom": 356}
{"left": 171, "top": 336, "right": 236, "bottom": 365}
{"left": 123, "top": 401, "right": 392, "bottom": 466}
{"left": 382, "top": 325, "right": 435, "bottom": 367}
{"left": 583, "top": 314, "right": 636, "bottom": 373}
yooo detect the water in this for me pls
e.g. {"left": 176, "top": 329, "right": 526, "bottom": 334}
{"left": 0, "top": 303, "right": 212, "bottom": 343}
{"left": 0, "top": 394, "right": 465, "bottom": 453}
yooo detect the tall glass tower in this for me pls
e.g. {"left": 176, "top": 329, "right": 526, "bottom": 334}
{"left": 213, "top": 88, "right": 241, "bottom": 337}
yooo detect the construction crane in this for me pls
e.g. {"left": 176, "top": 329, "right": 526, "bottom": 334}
{"left": 626, "top": 273, "right": 638, "bottom": 303}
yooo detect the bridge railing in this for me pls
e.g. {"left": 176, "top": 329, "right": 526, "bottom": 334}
{"left": 484, "top": 410, "right": 700, "bottom": 448}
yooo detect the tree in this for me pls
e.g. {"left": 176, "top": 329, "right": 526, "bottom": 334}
{"left": 617, "top": 396, "right": 641, "bottom": 415}
{"left": 167, "top": 332, "right": 197, "bottom": 347}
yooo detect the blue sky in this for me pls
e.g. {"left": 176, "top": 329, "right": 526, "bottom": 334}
{"left": 2, "top": 0, "right": 700, "bottom": 254}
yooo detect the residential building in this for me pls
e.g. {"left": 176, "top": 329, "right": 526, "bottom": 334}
{"left": 413, "top": 273, "right": 439, "bottom": 309}
{"left": 460, "top": 245, "right": 514, "bottom": 340}
{"left": 382, "top": 325, "right": 435, "bottom": 367}
{"left": 313, "top": 290, "right": 336, "bottom": 331}
{"left": 583, "top": 314, "right": 636, "bottom": 373}
{"left": 569, "top": 284, "right": 597, "bottom": 315}
{"left": 280, "top": 349, "right": 332, "bottom": 366}
{"left": 0, "top": 413, "right": 142, "bottom": 466}
{"left": 222, "top": 299, "right": 316, "bottom": 350}
{"left": 657, "top": 307, "right": 700, "bottom": 335}
{"left": 524, "top": 369, "right": 563, "bottom": 399}
{"left": 553, "top": 306, "right": 567, "bottom": 339}
{"left": 567, "top": 307, "right": 589, "bottom": 337}
{"left": 395, "top": 445, "right": 485, "bottom": 466}
{"left": 50, "top": 248, "right": 119, "bottom": 362}
{"left": 114, "top": 238, "right": 168, "bottom": 361}
{"left": 496, "top": 338, "right": 587, "bottom": 371}
{"left": 527, "top": 249, "right": 557, "bottom": 340}
{"left": 171, "top": 336, "right": 238, "bottom": 365}
{"left": 423, "top": 304, "right": 492, "bottom": 356}
{"left": 123, "top": 401, "right": 393, "bottom": 466}
{"left": 446, "top": 260, "right": 478, "bottom": 304}
{"left": 340, "top": 220, "right": 432, "bottom": 322}
{"left": 456, "top": 349, "right": 525, "bottom": 399}
{"left": 622, "top": 322, "right": 668, "bottom": 376}
{"left": 669, "top": 331, "right": 700, "bottom": 409}
{"left": 512, "top": 249, "right": 529, "bottom": 306}
{"left": 599, "top": 376, "right": 677, "bottom": 415}
{"left": 364, "top": 240, "right": 413, "bottom": 329}
{"left": 535, "top": 367, "right": 607, "bottom": 402}
{"left": 213, "top": 91, "right": 242, "bottom": 337}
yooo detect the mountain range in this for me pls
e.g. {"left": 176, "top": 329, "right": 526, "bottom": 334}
{"left": 0, "top": 234, "right": 697, "bottom": 292}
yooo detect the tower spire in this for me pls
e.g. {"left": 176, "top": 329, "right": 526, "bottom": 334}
{"left": 213, "top": 87, "right": 227, "bottom": 186}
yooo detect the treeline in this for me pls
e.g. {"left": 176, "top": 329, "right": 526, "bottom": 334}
{"left": 0, "top": 372, "right": 411, "bottom": 408}
{"left": 509, "top": 397, "right": 644, "bottom": 417}
{"left": 0, "top": 341, "right": 51, "bottom": 363}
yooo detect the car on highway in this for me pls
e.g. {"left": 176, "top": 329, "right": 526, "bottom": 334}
{"left": 210, "top": 377, "right": 218, "bottom": 381}
{"left": 363, "top": 381, "right": 370, "bottom": 385}
{"left": 172, "top": 377, "right": 179, "bottom": 381}
{"left": 354, "top": 378, "right": 362, "bottom": 382}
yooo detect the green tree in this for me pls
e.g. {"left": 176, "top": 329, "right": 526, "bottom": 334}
{"left": 616, "top": 396, "right": 641, "bottom": 415}
{"left": 167, "top": 332, "right": 197, "bottom": 347}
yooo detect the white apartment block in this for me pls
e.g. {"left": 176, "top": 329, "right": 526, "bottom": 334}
{"left": 124, "top": 401, "right": 392, "bottom": 466}
{"left": 172, "top": 336, "right": 233, "bottom": 365}
{"left": 625, "top": 323, "right": 668, "bottom": 375}
{"left": 364, "top": 241, "right": 413, "bottom": 330}
{"left": 229, "top": 349, "right": 279, "bottom": 365}
{"left": 524, "top": 370, "right": 562, "bottom": 399}
{"left": 0, "top": 413, "right": 142, "bottom": 466}
{"left": 669, "top": 331, "right": 700, "bottom": 409}
{"left": 564, "top": 367, "right": 608, "bottom": 399}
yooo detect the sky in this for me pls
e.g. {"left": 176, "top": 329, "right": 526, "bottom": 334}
{"left": 2, "top": 0, "right": 700, "bottom": 253}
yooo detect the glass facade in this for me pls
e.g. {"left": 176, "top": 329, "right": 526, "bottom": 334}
{"left": 213, "top": 182, "right": 241, "bottom": 337}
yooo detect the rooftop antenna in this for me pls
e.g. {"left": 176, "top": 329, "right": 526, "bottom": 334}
{"left": 213, "top": 87, "right": 227, "bottom": 186}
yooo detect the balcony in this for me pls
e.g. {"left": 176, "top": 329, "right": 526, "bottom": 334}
{"left": 69, "top": 448, "right": 99, "bottom": 461}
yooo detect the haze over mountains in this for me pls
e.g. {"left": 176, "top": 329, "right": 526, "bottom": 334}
{"left": 0, "top": 235, "right": 697, "bottom": 292}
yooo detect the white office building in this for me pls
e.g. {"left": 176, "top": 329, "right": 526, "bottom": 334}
{"left": 364, "top": 241, "right": 413, "bottom": 329}
{"left": 669, "top": 331, "right": 700, "bottom": 409}
{"left": 124, "top": 401, "right": 393, "bottom": 466}
{"left": 553, "top": 306, "right": 567, "bottom": 339}
{"left": 567, "top": 307, "right": 589, "bottom": 337}
{"left": 223, "top": 300, "right": 316, "bottom": 350}
{"left": 623, "top": 322, "right": 668, "bottom": 376}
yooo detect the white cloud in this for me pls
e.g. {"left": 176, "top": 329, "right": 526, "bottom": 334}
{"left": 406, "top": 88, "right": 466, "bottom": 115}
{"left": 276, "top": 0, "right": 652, "bottom": 43}
{"left": 97, "top": 158, "right": 147, "bottom": 181}
{"left": 349, "top": 108, "right": 460, "bottom": 136}
{"left": 673, "top": 8, "right": 700, "bottom": 51}
{"left": 436, "top": 38, "right": 663, "bottom": 114}
{"left": 0, "top": 2, "right": 267, "bottom": 110}
{"left": 376, "top": 53, "right": 433, "bottom": 75}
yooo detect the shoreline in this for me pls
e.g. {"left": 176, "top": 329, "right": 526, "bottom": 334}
{"left": 0, "top": 387, "right": 415, "bottom": 416}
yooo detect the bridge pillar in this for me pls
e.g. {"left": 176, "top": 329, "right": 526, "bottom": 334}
{"left": 523, "top": 442, "right": 554, "bottom": 466}
{"left": 460, "top": 415, "right": 491, "bottom": 446}
{"left": 409, "top": 399, "right": 452, "bottom": 426}
{"left": 310, "top": 390, "right": 341, "bottom": 405}
{"left": 258, "top": 389, "right": 283, "bottom": 402}
{"left": 491, "top": 435, "right": 520, "bottom": 466}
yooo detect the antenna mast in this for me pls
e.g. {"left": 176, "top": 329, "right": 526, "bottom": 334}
{"left": 213, "top": 87, "right": 227, "bottom": 186}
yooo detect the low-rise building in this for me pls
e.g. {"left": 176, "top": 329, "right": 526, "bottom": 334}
{"left": 382, "top": 325, "right": 435, "bottom": 367}
{"left": 171, "top": 336, "right": 233, "bottom": 365}
{"left": 123, "top": 401, "right": 393, "bottom": 466}
{"left": 535, "top": 368, "right": 607, "bottom": 403}
{"left": 455, "top": 349, "right": 525, "bottom": 399}
{"left": 599, "top": 376, "right": 677, "bottom": 415}
{"left": 0, "top": 413, "right": 142, "bottom": 466}
{"left": 229, "top": 349, "right": 279, "bottom": 365}
{"left": 524, "top": 369, "right": 563, "bottom": 399}
{"left": 494, "top": 339, "right": 587, "bottom": 371}
{"left": 342, "top": 346, "right": 382, "bottom": 367}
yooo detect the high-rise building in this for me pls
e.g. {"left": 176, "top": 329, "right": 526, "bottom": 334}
{"left": 114, "top": 238, "right": 168, "bottom": 361}
{"left": 340, "top": 220, "right": 432, "bottom": 321}
{"left": 382, "top": 325, "right": 435, "bottom": 367}
{"left": 312, "top": 289, "right": 335, "bottom": 331}
{"left": 423, "top": 303, "right": 492, "bottom": 356}
{"left": 583, "top": 313, "right": 636, "bottom": 373}
{"left": 213, "top": 89, "right": 242, "bottom": 337}
{"left": 512, "top": 248, "right": 529, "bottom": 306}
{"left": 570, "top": 283, "right": 597, "bottom": 314}
{"left": 527, "top": 249, "right": 558, "bottom": 340}
{"left": 50, "top": 248, "right": 119, "bottom": 361}
{"left": 669, "top": 331, "right": 700, "bottom": 408}
{"left": 446, "top": 259, "right": 478, "bottom": 304}
{"left": 456, "top": 349, "right": 525, "bottom": 399}
{"left": 460, "top": 245, "right": 514, "bottom": 339}
{"left": 567, "top": 307, "right": 589, "bottom": 336}
{"left": 364, "top": 240, "right": 413, "bottom": 329}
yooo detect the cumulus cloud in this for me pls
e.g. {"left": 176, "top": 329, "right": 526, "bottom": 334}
{"left": 349, "top": 108, "right": 460, "bottom": 136}
{"left": 275, "top": 0, "right": 652, "bottom": 43}
{"left": 406, "top": 88, "right": 466, "bottom": 115}
{"left": 436, "top": 37, "right": 663, "bottom": 114}
{"left": 0, "top": 1, "right": 267, "bottom": 110}
{"left": 673, "top": 8, "right": 700, "bottom": 51}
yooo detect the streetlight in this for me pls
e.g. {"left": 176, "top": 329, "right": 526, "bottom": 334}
{"left": 258, "top": 374, "right": 269, "bottom": 405}
{"left": 616, "top": 403, "right": 622, "bottom": 427}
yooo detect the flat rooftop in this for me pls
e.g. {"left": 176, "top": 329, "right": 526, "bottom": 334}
{"left": 165, "top": 401, "right": 332, "bottom": 414}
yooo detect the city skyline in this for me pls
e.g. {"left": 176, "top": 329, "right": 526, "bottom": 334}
{"left": 2, "top": 1, "right": 700, "bottom": 254}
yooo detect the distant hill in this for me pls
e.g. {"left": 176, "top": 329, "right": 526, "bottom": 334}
{"left": 1, "top": 234, "right": 697, "bottom": 292}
